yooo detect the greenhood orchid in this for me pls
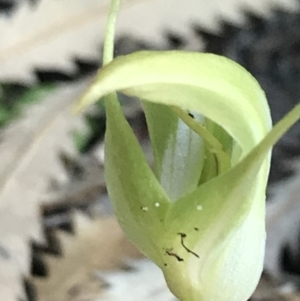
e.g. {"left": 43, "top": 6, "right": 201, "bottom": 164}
{"left": 75, "top": 1, "right": 300, "bottom": 301}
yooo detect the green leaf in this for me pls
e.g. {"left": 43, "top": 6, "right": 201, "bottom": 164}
{"left": 0, "top": 107, "right": 14, "bottom": 125}
{"left": 71, "top": 130, "right": 89, "bottom": 152}
{"left": 0, "top": 84, "right": 55, "bottom": 128}
{"left": 15, "top": 84, "right": 55, "bottom": 108}
{"left": 104, "top": 96, "right": 170, "bottom": 265}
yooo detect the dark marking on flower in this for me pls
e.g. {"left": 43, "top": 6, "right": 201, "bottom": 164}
{"left": 164, "top": 263, "right": 168, "bottom": 267}
{"left": 194, "top": 227, "right": 199, "bottom": 231}
{"left": 178, "top": 232, "right": 200, "bottom": 258}
{"left": 166, "top": 248, "right": 184, "bottom": 262}
{"left": 213, "top": 153, "right": 219, "bottom": 175}
{"left": 188, "top": 112, "right": 194, "bottom": 118}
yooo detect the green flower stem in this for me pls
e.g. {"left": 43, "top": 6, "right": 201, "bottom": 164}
{"left": 102, "top": 0, "right": 121, "bottom": 108}
{"left": 172, "top": 106, "right": 231, "bottom": 174}
{"left": 103, "top": 0, "right": 120, "bottom": 66}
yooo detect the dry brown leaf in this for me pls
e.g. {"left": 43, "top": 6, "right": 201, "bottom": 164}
{"left": 30, "top": 213, "right": 142, "bottom": 301}
{"left": 2, "top": 0, "right": 297, "bottom": 82}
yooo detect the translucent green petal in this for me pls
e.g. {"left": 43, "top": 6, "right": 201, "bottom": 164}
{"left": 104, "top": 97, "right": 170, "bottom": 265}
{"left": 75, "top": 51, "right": 272, "bottom": 155}
{"left": 143, "top": 101, "right": 205, "bottom": 200}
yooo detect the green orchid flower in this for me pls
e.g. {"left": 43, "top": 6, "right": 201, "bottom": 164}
{"left": 75, "top": 1, "right": 300, "bottom": 301}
